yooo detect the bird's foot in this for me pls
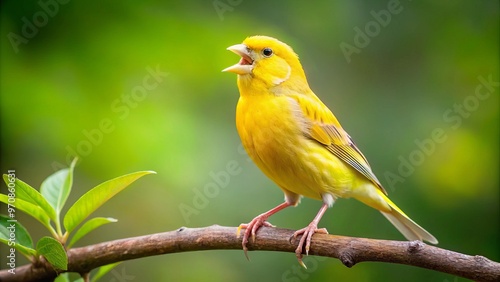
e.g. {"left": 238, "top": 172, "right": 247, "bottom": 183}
{"left": 237, "top": 216, "right": 275, "bottom": 260}
{"left": 291, "top": 224, "right": 328, "bottom": 268}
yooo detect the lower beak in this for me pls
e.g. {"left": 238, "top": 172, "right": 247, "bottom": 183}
{"left": 222, "top": 44, "right": 254, "bottom": 75}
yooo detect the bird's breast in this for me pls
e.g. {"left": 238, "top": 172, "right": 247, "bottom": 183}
{"left": 236, "top": 95, "right": 305, "bottom": 163}
{"left": 236, "top": 95, "right": 320, "bottom": 198}
{"left": 236, "top": 95, "right": 356, "bottom": 200}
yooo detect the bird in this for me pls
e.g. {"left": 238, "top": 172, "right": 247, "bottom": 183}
{"left": 222, "top": 35, "right": 438, "bottom": 267}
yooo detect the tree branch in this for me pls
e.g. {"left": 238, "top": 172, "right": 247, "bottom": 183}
{"left": 1, "top": 225, "right": 498, "bottom": 282}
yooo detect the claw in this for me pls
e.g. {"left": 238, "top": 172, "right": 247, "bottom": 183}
{"left": 297, "top": 257, "right": 307, "bottom": 269}
{"left": 238, "top": 224, "right": 251, "bottom": 260}
{"left": 317, "top": 228, "right": 329, "bottom": 234}
{"left": 237, "top": 218, "right": 275, "bottom": 261}
{"left": 243, "top": 245, "right": 250, "bottom": 261}
{"left": 236, "top": 224, "right": 246, "bottom": 238}
{"left": 236, "top": 202, "right": 292, "bottom": 261}
{"left": 292, "top": 225, "right": 329, "bottom": 268}
{"left": 290, "top": 203, "right": 330, "bottom": 267}
{"left": 264, "top": 221, "right": 276, "bottom": 228}
{"left": 251, "top": 224, "right": 257, "bottom": 242}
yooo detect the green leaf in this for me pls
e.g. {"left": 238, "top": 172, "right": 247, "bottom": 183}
{"left": 0, "top": 214, "right": 36, "bottom": 257}
{"left": 63, "top": 171, "right": 155, "bottom": 234}
{"left": 3, "top": 174, "right": 56, "bottom": 222}
{"left": 91, "top": 262, "right": 121, "bottom": 282}
{"left": 36, "top": 236, "right": 68, "bottom": 270}
{"left": 67, "top": 217, "right": 117, "bottom": 248}
{"left": 40, "top": 158, "right": 76, "bottom": 217}
{"left": 0, "top": 194, "right": 54, "bottom": 233}
{"left": 54, "top": 273, "right": 70, "bottom": 282}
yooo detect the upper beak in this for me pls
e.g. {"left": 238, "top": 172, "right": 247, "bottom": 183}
{"left": 222, "top": 44, "right": 254, "bottom": 75}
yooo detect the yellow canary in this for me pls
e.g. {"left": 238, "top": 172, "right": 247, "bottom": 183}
{"left": 223, "top": 35, "right": 437, "bottom": 266}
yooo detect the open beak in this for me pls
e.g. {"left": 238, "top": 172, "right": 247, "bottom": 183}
{"left": 222, "top": 44, "right": 254, "bottom": 75}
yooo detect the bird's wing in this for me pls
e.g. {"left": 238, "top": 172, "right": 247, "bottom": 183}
{"left": 291, "top": 93, "right": 387, "bottom": 194}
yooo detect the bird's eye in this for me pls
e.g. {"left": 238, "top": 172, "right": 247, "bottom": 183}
{"left": 262, "top": 48, "right": 273, "bottom": 57}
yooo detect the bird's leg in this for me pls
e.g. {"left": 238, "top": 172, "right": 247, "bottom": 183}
{"left": 292, "top": 203, "right": 329, "bottom": 268}
{"left": 237, "top": 202, "right": 292, "bottom": 259}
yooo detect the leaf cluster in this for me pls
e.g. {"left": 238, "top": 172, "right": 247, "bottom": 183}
{"left": 0, "top": 159, "right": 155, "bottom": 281}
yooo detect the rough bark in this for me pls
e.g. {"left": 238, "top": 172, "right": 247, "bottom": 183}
{"left": 0, "top": 225, "right": 498, "bottom": 282}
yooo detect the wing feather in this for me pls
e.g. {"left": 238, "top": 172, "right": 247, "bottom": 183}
{"left": 291, "top": 93, "right": 387, "bottom": 194}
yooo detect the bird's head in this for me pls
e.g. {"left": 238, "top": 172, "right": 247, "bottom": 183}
{"left": 223, "top": 35, "right": 308, "bottom": 91}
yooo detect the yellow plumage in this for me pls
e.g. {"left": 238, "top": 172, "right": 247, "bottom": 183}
{"left": 223, "top": 35, "right": 437, "bottom": 266}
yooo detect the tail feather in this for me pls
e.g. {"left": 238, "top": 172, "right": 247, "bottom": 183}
{"left": 379, "top": 192, "right": 438, "bottom": 244}
{"left": 353, "top": 185, "right": 438, "bottom": 244}
{"left": 381, "top": 210, "right": 438, "bottom": 244}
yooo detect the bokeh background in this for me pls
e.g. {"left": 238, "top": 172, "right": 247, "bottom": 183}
{"left": 1, "top": 1, "right": 498, "bottom": 281}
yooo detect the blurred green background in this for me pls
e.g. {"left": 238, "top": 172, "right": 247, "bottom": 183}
{"left": 1, "top": 1, "right": 498, "bottom": 281}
